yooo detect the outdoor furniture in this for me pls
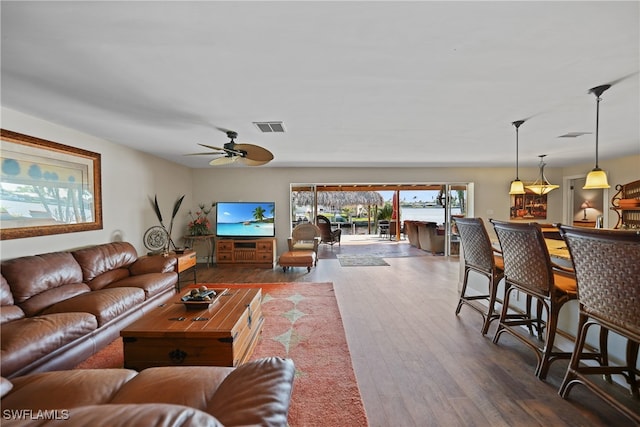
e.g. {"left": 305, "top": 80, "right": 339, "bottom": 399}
{"left": 417, "top": 222, "right": 445, "bottom": 254}
{"left": 454, "top": 217, "right": 505, "bottom": 335}
{"left": 558, "top": 225, "right": 640, "bottom": 423}
{"left": 287, "top": 222, "right": 321, "bottom": 259}
{"left": 316, "top": 215, "right": 341, "bottom": 246}
{"left": 378, "top": 220, "right": 390, "bottom": 239}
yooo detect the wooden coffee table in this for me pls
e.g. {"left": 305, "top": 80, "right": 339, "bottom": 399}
{"left": 121, "top": 287, "right": 263, "bottom": 369}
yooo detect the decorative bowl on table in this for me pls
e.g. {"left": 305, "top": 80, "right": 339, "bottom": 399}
{"left": 179, "top": 286, "right": 226, "bottom": 309}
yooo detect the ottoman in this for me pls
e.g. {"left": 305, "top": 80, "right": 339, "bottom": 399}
{"left": 279, "top": 250, "right": 316, "bottom": 272}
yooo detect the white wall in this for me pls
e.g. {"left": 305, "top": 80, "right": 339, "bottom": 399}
{"left": 191, "top": 165, "right": 566, "bottom": 254}
{"left": 1, "top": 108, "right": 194, "bottom": 259}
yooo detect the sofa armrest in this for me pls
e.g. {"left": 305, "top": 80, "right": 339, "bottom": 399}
{"left": 129, "top": 256, "right": 177, "bottom": 275}
{"left": 208, "top": 357, "right": 295, "bottom": 427}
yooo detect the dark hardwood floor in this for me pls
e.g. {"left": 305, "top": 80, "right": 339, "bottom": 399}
{"left": 194, "top": 238, "right": 638, "bottom": 427}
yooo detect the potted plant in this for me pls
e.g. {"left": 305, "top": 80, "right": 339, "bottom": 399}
{"left": 188, "top": 202, "right": 216, "bottom": 236}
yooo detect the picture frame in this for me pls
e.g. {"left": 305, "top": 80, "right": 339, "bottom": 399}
{"left": 509, "top": 187, "right": 548, "bottom": 220}
{"left": 0, "top": 129, "right": 102, "bottom": 240}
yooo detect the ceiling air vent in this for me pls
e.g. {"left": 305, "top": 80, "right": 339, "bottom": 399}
{"left": 254, "top": 121, "right": 285, "bottom": 133}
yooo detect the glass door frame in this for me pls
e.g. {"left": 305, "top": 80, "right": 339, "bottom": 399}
{"left": 290, "top": 181, "right": 473, "bottom": 257}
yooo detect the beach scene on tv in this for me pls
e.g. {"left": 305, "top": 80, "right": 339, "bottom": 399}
{"left": 216, "top": 202, "right": 275, "bottom": 237}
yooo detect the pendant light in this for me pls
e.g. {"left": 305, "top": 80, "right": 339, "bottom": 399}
{"left": 526, "top": 154, "right": 559, "bottom": 195}
{"left": 583, "top": 84, "right": 611, "bottom": 189}
{"left": 509, "top": 120, "right": 526, "bottom": 195}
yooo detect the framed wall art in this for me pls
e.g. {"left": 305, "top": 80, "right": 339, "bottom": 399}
{"left": 509, "top": 188, "right": 548, "bottom": 220}
{"left": 0, "top": 129, "right": 102, "bottom": 240}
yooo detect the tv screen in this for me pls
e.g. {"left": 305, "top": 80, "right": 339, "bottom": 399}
{"left": 216, "top": 202, "right": 275, "bottom": 238}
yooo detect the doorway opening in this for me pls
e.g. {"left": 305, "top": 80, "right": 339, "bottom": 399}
{"left": 290, "top": 182, "right": 473, "bottom": 257}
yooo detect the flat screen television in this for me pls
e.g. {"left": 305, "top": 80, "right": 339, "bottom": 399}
{"left": 216, "top": 202, "right": 275, "bottom": 238}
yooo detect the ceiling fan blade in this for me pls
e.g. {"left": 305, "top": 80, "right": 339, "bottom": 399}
{"left": 234, "top": 143, "right": 274, "bottom": 163}
{"left": 239, "top": 157, "right": 271, "bottom": 166}
{"left": 197, "top": 143, "right": 227, "bottom": 151}
{"left": 214, "top": 126, "right": 234, "bottom": 134}
{"left": 184, "top": 151, "right": 225, "bottom": 156}
{"left": 209, "top": 156, "right": 239, "bottom": 166}
{"left": 606, "top": 71, "right": 639, "bottom": 87}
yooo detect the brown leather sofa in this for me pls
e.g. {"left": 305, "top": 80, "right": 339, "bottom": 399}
{"left": 1, "top": 242, "right": 177, "bottom": 379}
{"left": 1, "top": 357, "right": 295, "bottom": 426}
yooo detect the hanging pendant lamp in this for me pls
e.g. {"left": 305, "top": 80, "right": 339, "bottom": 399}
{"left": 509, "top": 120, "right": 526, "bottom": 195}
{"left": 526, "top": 154, "right": 559, "bottom": 195}
{"left": 583, "top": 84, "right": 611, "bottom": 189}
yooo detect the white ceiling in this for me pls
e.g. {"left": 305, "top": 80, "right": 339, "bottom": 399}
{"left": 1, "top": 1, "right": 639, "bottom": 169}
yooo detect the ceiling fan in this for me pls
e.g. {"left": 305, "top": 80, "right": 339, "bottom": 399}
{"left": 185, "top": 129, "right": 274, "bottom": 166}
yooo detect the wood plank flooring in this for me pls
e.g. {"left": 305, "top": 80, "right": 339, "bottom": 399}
{"left": 194, "top": 240, "right": 638, "bottom": 427}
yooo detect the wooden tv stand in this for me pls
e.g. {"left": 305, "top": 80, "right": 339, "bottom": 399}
{"left": 216, "top": 238, "right": 276, "bottom": 269}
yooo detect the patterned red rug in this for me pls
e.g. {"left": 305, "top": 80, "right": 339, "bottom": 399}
{"left": 75, "top": 282, "right": 368, "bottom": 427}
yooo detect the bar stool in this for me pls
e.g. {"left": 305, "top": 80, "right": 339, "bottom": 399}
{"left": 558, "top": 225, "right": 640, "bottom": 423}
{"left": 490, "top": 220, "right": 595, "bottom": 379}
{"left": 454, "top": 217, "right": 504, "bottom": 335}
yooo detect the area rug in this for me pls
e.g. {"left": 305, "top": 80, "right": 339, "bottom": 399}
{"left": 336, "top": 254, "right": 389, "bottom": 266}
{"left": 319, "top": 241, "right": 427, "bottom": 259}
{"left": 74, "top": 282, "right": 369, "bottom": 427}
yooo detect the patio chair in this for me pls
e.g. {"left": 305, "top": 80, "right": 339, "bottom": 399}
{"left": 316, "top": 215, "right": 341, "bottom": 246}
{"left": 287, "top": 223, "right": 321, "bottom": 260}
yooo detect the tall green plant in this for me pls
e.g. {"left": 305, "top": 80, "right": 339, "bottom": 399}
{"left": 151, "top": 194, "right": 185, "bottom": 251}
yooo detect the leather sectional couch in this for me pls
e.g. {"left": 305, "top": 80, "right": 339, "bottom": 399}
{"left": 1, "top": 357, "right": 295, "bottom": 426}
{"left": 1, "top": 242, "right": 177, "bottom": 379}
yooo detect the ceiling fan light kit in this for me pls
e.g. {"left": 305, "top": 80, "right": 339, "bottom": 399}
{"left": 583, "top": 84, "right": 611, "bottom": 189}
{"left": 509, "top": 119, "right": 526, "bottom": 195}
{"left": 526, "top": 154, "right": 559, "bottom": 195}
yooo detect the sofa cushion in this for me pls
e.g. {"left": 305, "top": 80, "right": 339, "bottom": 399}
{"left": 85, "top": 268, "right": 131, "bottom": 291}
{"left": 1, "top": 252, "right": 88, "bottom": 316}
{"left": 0, "top": 305, "right": 25, "bottom": 325}
{"left": 1, "top": 369, "right": 138, "bottom": 410}
{"left": 1, "top": 313, "right": 98, "bottom": 377}
{"left": 105, "top": 273, "right": 177, "bottom": 298}
{"left": 208, "top": 357, "right": 295, "bottom": 427}
{"left": 1, "top": 275, "right": 25, "bottom": 324}
{"left": 110, "top": 366, "right": 233, "bottom": 410}
{"left": 129, "top": 256, "right": 177, "bottom": 275}
{"left": 1, "top": 275, "right": 14, "bottom": 305}
{"left": 41, "top": 287, "right": 145, "bottom": 327}
{"left": 71, "top": 242, "right": 138, "bottom": 289}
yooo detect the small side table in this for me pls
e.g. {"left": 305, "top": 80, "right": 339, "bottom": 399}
{"left": 183, "top": 234, "right": 215, "bottom": 267}
{"left": 173, "top": 250, "right": 197, "bottom": 291}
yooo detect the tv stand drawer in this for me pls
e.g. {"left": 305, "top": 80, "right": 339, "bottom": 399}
{"left": 216, "top": 238, "right": 276, "bottom": 269}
